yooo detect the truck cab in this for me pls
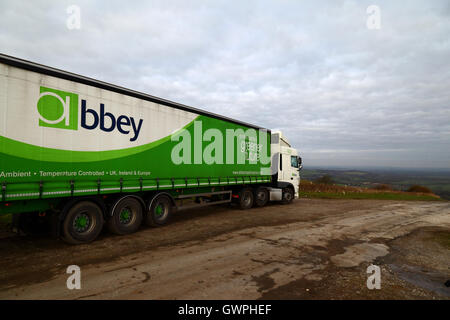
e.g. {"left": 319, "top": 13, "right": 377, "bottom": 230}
{"left": 271, "top": 131, "right": 302, "bottom": 199}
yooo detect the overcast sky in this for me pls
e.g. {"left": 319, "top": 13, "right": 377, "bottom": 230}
{"left": 1, "top": 0, "right": 449, "bottom": 168}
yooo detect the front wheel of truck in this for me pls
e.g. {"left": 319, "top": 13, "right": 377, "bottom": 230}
{"left": 281, "top": 187, "right": 294, "bottom": 204}
{"left": 61, "top": 201, "right": 104, "bottom": 244}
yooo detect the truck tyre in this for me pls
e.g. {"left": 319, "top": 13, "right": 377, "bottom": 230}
{"left": 146, "top": 194, "right": 173, "bottom": 227}
{"left": 238, "top": 187, "right": 254, "bottom": 210}
{"left": 281, "top": 187, "right": 294, "bottom": 205}
{"left": 61, "top": 201, "right": 104, "bottom": 244}
{"left": 253, "top": 187, "right": 269, "bottom": 207}
{"left": 107, "top": 196, "right": 143, "bottom": 235}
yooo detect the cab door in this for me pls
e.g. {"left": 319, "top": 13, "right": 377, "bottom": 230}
{"left": 289, "top": 155, "right": 300, "bottom": 197}
{"left": 279, "top": 151, "right": 300, "bottom": 197}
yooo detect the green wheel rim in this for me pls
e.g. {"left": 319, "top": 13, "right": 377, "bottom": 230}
{"left": 155, "top": 204, "right": 163, "bottom": 216}
{"left": 152, "top": 198, "right": 170, "bottom": 222}
{"left": 119, "top": 207, "right": 132, "bottom": 224}
{"left": 73, "top": 213, "right": 90, "bottom": 233}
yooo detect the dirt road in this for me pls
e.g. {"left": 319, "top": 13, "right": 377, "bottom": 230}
{"left": 0, "top": 199, "right": 449, "bottom": 299}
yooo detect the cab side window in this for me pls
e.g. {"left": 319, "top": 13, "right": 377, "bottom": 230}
{"left": 291, "top": 156, "right": 298, "bottom": 168}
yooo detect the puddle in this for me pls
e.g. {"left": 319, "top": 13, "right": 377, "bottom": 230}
{"left": 330, "top": 243, "right": 389, "bottom": 267}
{"left": 389, "top": 263, "right": 450, "bottom": 297}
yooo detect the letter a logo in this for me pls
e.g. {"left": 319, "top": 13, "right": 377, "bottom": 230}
{"left": 37, "top": 86, "right": 78, "bottom": 130}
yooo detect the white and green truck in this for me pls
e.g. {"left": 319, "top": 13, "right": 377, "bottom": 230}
{"left": 0, "top": 54, "right": 302, "bottom": 244}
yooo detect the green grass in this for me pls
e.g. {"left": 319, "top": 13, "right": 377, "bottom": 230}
{"left": 301, "top": 168, "right": 450, "bottom": 200}
{"left": 299, "top": 191, "right": 442, "bottom": 201}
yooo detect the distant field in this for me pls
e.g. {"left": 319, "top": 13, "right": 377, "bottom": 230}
{"left": 300, "top": 168, "right": 450, "bottom": 200}
{"left": 299, "top": 180, "right": 442, "bottom": 201}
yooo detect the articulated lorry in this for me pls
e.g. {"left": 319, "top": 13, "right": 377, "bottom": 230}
{"left": 0, "top": 54, "right": 302, "bottom": 244}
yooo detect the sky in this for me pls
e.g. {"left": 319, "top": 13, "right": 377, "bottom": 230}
{"left": 1, "top": 0, "right": 449, "bottom": 169}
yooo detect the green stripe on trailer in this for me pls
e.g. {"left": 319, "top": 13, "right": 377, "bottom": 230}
{"left": 0, "top": 113, "right": 271, "bottom": 213}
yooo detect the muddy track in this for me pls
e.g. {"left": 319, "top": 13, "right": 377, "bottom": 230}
{"left": 0, "top": 199, "right": 449, "bottom": 299}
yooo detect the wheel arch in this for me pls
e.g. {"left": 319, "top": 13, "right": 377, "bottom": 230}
{"left": 109, "top": 194, "right": 146, "bottom": 217}
{"left": 276, "top": 182, "right": 295, "bottom": 192}
{"left": 58, "top": 196, "right": 106, "bottom": 222}
{"left": 148, "top": 192, "right": 176, "bottom": 211}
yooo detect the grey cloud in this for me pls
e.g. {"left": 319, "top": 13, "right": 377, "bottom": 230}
{"left": 0, "top": 0, "right": 449, "bottom": 168}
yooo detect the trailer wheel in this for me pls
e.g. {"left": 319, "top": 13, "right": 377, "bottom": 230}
{"left": 146, "top": 194, "right": 173, "bottom": 227}
{"left": 61, "top": 201, "right": 104, "bottom": 244}
{"left": 107, "top": 197, "right": 143, "bottom": 235}
{"left": 281, "top": 187, "right": 294, "bottom": 204}
{"left": 253, "top": 187, "right": 269, "bottom": 207}
{"left": 238, "top": 187, "right": 254, "bottom": 210}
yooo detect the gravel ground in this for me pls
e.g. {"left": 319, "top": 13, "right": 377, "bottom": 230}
{"left": 0, "top": 199, "right": 449, "bottom": 299}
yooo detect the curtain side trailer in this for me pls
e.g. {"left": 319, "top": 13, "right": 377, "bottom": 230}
{"left": 0, "top": 54, "right": 302, "bottom": 244}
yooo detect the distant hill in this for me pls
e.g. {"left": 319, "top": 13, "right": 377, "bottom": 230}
{"left": 300, "top": 168, "right": 450, "bottom": 200}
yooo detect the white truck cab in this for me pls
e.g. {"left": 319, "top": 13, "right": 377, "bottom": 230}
{"left": 270, "top": 131, "right": 302, "bottom": 200}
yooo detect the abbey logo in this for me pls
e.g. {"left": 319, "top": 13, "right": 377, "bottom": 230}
{"left": 37, "top": 87, "right": 78, "bottom": 130}
{"left": 37, "top": 86, "right": 143, "bottom": 141}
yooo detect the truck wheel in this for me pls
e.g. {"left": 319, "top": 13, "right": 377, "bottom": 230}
{"left": 61, "top": 201, "right": 104, "bottom": 244}
{"left": 238, "top": 187, "right": 254, "bottom": 210}
{"left": 146, "top": 194, "right": 173, "bottom": 227}
{"left": 107, "top": 197, "right": 143, "bottom": 235}
{"left": 253, "top": 187, "right": 269, "bottom": 207}
{"left": 281, "top": 187, "right": 294, "bottom": 204}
